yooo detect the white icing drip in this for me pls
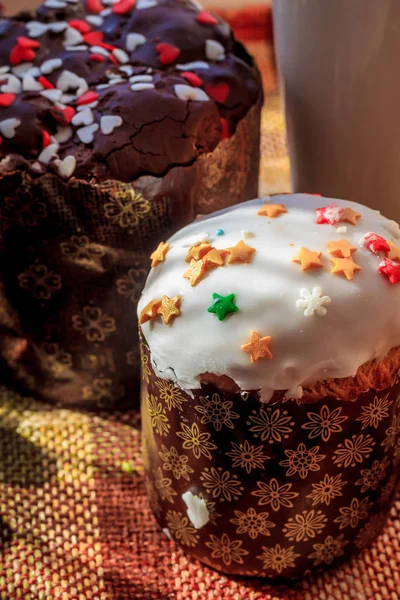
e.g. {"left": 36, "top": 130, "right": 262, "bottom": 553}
{"left": 138, "top": 195, "right": 400, "bottom": 395}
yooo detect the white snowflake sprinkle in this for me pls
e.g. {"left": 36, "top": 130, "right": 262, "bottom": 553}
{"left": 181, "top": 491, "right": 209, "bottom": 529}
{"left": 296, "top": 287, "right": 331, "bottom": 317}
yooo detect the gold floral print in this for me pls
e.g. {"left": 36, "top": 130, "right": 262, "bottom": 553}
{"left": 355, "top": 514, "right": 387, "bottom": 549}
{"left": 280, "top": 443, "right": 325, "bottom": 479}
{"left": 60, "top": 235, "right": 105, "bottom": 266}
{"left": 308, "top": 534, "right": 348, "bottom": 566}
{"left": 252, "top": 478, "right": 299, "bottom": 512}
{"left": 195, "top": 394, "right": 239, "bottom": 431}
{"left": 356, "top": 393, "right": 393, "bottom": 429}
{"left": 306, "top": 473, "right": 347, "bottom": 506}
{"left": 158, "top": 445, "right": 194, "bottom": 481}
{"left": 226, "top": 440, "right": 269, "bottom": 474}
{"left": 334, "top": 497, "right": 373, "bottom": 530}
{"left": 40, "top": 342, "right": 72, "bottom": 376}
{"left": 166, "top": 510, "right": 199, "bottom": 547}
{"left": 257, "top": 544, "right": 300, "bottom": 575}
{"left": 198, "top": 493, "right": 222, "bottom": 525}
{"left": 154, "top": 467, "right": 177, "bottom": 504}
{"left": 355, "top": 458, "right": 389, "bottom": 493}
{"left": 18, "top": 264, "right": 62, "bottom": 300}
{"left": 176, "top": 423, "right": 216, "bottom": 460}
{"left": 302, "top": 405, "right": 347, "bottom": 442}
{"left": 155, "top": 379, "right": 187, "bottom": 412}
{"left": 146, "top": 394, "right": 170, "bottom": 437}
{"left": 382, "top": 414, "right": 400, "bottom": 451}
{"left": 283, "top": 509, "right": 327, "bottom": 542}
{"left": 230, "top": 507, "right": 275, "bottom": 540}
{"left": 82, "top": 376, "right": 125, "bottom": 403}
{"left": 379, "top": 473, "right": 397, "bottom": 506}
{"left": 104, "top": 189, "right": 151, "bottom": 229}
{"left": 140, "top": 351, "right": 151, "bottom": 381}
{"left": 205, "top": 533, "right": 248, "bottom": 566}
{"left": 333, "top": 434, "right": 375, "bottom": 468}
{"left": 116, "top": 268, "right": 147, "bottom": 304}
{"left": 247, "top": 407, "right": 294, "bottom": 444}
{"left": 72, "top": 306, "right": 116, "bottom": 343}
{"left": 200, "top": 467, "right": 243, "bottom": 502}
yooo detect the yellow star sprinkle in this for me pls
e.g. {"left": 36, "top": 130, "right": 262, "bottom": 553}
{"left": 150, "top": 241, "right": 170, "bottom": 267}
{"left": 202, "top": 248, "right": 227, "bottom": 270}
{"left": 226, "top": 240, "right": 256, "bottom": 264}
{"left": 339, "top": 207, "right": 361, "bottom": 226}
{"left": 292, "top": 247, "right": 323, "bottom": 271}
{"left": 183, "top": 259, "right": 207, "bottom": 286}
{"left": 139, "top": 298, "right": 162, "bottom": 324}
{"left": 258, "top": 203, "right": 288, "bottom": 219}
{"left": 326, "top": 239, "right": 357, "bottom": 258}
{"left": 388, "top": 240, "right": 400, "bottom": 262}
{"left": 157, "top": 295, "right": 181, "bottom": 325}
{"left": 331, "top": 257, "right": 362, "bottom": 280}
{"left": 241, "top": 330, "right": 273, "bottom": 363}
{"left": 185, "top": 242, "right": 212, "bottom": 263}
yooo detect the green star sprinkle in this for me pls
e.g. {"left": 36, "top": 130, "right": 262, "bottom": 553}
{"left": 207, "top": 293, "right": 238, "bottom": 321}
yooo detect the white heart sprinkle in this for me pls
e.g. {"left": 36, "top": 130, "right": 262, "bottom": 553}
{"left": 40, "top": 89, "right": 63, "bottom": 102}
{"left": 100, "top": 115, "right": 123, "bottom": 135}
{"left": 26, "top": 21, "right": 48, "bottom": 38}
{"left": 12, "top": 63, "right": 35, "bottom": 77}
{"left": 0, "top": 118, "right": 21, "bottom": 139}
{"left": 45, "top": 0, "right": 67, "bottom": 7}
{"left": 65, "top": 45, "right": 88, "bottom": 51}
{"left": 90, "top": 45, "right": 109, "bottom": 57}
{"left": 113, "top": 49, "right": 129, "bottom": 64}
{"left": 176, "top": 61, "right": 210, "bottom": 71}
{"left": 205, "top": 39, "right": 225, "bottom": 62}
{"left": 131, "top": 82, "right": 155, "bottom": 92}
{"left": 109, "top": 78, "right": 124, "bottom": 86}
{"left": 0, "top": 66, "right": 10, "bottom": 75}
{"left": 41, "top": 58, "right": 63, "bottom": 75}
{"left": 77, "top": 101, "right": 98, "bottom": 111}
{"left": 129, "top": 74, "right": 153, "bottom": 83}
{"left": 48, "top": 21, "right": 68, "bottom": 33}
{"left": 26, "top": 67, "right": 41, "bottom": 78}
{"left": 38, "top": 143, "right": 59, "bottom": 165}
{"left": 1, "top": 75, "right": 21, "bottom": 95}
{"left": 63, "top": 27, "right": 84, "bottom": 48}
{"left": 57, "top": 70, "right": 82, "bottom": 91}
{"left": 72, "top": 108, "right": 94, "bottom": 127}
{"left": 86, "top": 15, "right": 104, "bottom": 26}
{"left": 54, "top": 125, "right": 73, "bottom": 143}
{"left": 174, "top": 84, "right": 209, "bottom": 102}
{"left": 100, "top": 7, "right": 112, "bottom": 16}
{"left": 119, "top": 65, "right": 134, "bottom": 76}
{"left": 61, "top": 93, "right": 76, "bottom": 104}
{"left": 136, "top": 0, "right": 158, "bottom": 8}
{"left": 76, "top": 78, "right": 89, "bottom": 97}
{"left": 77, "top": 123, "right": 99, "bottom": 144}
{"left": 54, "top": 155, "right": 76, "bottom": 178}
{"left": 22, "top": 75, "right": 43, "bottom": 92}
{"left": 96, "top": 83, "right": 110, "bottom": 90}
{"left": 126, "top": 33, "right": 146, "bottom": 52}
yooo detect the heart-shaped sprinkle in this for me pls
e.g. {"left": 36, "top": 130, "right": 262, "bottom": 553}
{"left": 77, "top": 90, "right": 99, "bottom": 105}
{"left": 129, "top": 74, "right": 153, "bottom": 83}
{"left": 72, "top": 108, "right": 94, "bottom": 126}
{"left": 77, "top": 100, "right": 98, "bottom": 111}
{"left": 87, "top": 0, "right": 103, "bottom": 13}
{"left": 1, "top": 75, "right": 22, "bottom": 94}
{"left": 38, "top": 142, "right": 59, "bottom": 164}
{"left": 100, "top": 7, "right": 112, "bottom": 17}
{"left": 38, "top": 75, "right": 55, "bottom": 89}
{"left": 16, "top": 65, "right": 40, "bottom": 78}
{"left": 57, "top": 70, "right": 82, "bottom": 91}
{"left": 100, "top": 115, "right": 123, "bottom": 135}
{"left": 90, "top": 45, "right": 109, "bottom": 57}
{"left": 68, "top": 19, "right": 92, "bottom": 34}
{"left": 156, "top": 42, "right": 181, "bottom": 65}
{"left": 45, "top": 0, "right": 67, "bottom": 7}
{"left": 54, "top": 155, "right": 76, "bottom": 178}
{"left": 205, "top": 82, "right": 229, "bottom": 103}
{"left": 126, "top": 33, "right": 146, "bottom": 52}
{"left": 181, "top": 71, "right": 203, "bottom": 87}
{"left": 41, "top": 58, "right": 63, "bottom": 74}
{"left": 113, "top": 49, "right": 129, "bottom": 64}
{"left": 63, "top": 27, "right": 84, "bottom": 47}
{"left": 54, "top": 125, "right": 73, "bottom": 143}
{"left": 112, "top": 0, "right": 134, "bottom": 14}
{"left": 174, "top": 84, "right": 209, "bottom": 102}
{"left": 77, "top": 122, "right": 99, "bottom": 144}
{"left": 51, "top": 105, "right": 76, "bottom": 125}
{"left": 119, "top": 65, "right": 134, "bottom": 76}
{"left": 48, "top": 22, "right": 68, "bottom": 33}
{"left": 22, "top": 74, "right": 43, "bottom": 91}
{"left": 42, "top": 130, "right": 51, "bottom": 148}
{"left": 130, "top": 82, "right": 154, "bottom": 91}
{"left": 17, "top": 37, "right": 40, "bottom": 50}
{"left": 136, "top": 0, "right": 157, "bottom": 8}
{"left": 0, "top": 118, "right": 21, "bottom": 138}
{"left": 0, "top": 93, "right": 16, "bottom": 107}
{"left": 83, "top": 31, "right": 104, "bottom": 46}
{"left": 196, "top": 10, "right": 218, "bottom": 25}
{"left": 26, "top": 21, "right": 48, "bottom": 38}
{"left": 176, "top": 61, "right": 209, "bottom": 70}
{"left": 86, "top": 15, "right": 104, "bottom": 26}
{"left": 205, "top": 39, "right": 225, "bottom": 61}
{"left": 10, "top": 46, "right": 35, "bottom": 66}
{"left": 90, "top": 53, "right": 105, "bottom": 62}
{"left": 65, "top": 45, "right": 88, "bottom": 52}
{"left": 41, "top": 89, "right": 63, "bottom": 102}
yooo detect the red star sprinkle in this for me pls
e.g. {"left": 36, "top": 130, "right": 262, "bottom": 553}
{"left": 90, "top": 53, "right": 105, "bottom": 62}
{"left": 156, "top": 42, "right": 181, "bottom": 65}
{"left": 112, "top": 0, "right": 135, "bottom": 14}
{"left": 378, "top": 258, "right": 400, "bottom": 284}
{"left": 87, "top": 0, "right": 103, "bottom": 12}
{"left": 181, "top": 71, "right": 203, "bottom": 87}
{"left": 68, "top": 19, "right": 92, "bottom": 34}
{"left": 38, "top": 75, "right": 55, "bottom": 89}
{"left": 83, "top": 31, "right": 104, "bottom": 46}
{"left": 17, "top": 37, "right": 40, "bottom": 50}
{"left": 42, "top": 130, "right": 51, "bottom": 148}
{"left": 205, "top": 82, "right": 229, "bottom": 104}
{"left": 77, "top": 91, "right": 99, "bottom": 105}
{"left": 0, "top": 93, "right": 16, "bottom": 107}
{"left": 316, "top": 202, "right": 344, "bottom": 224}
{"left": 196, "top": 10, "right": 218, "bottom": 25}
{"left": 363, "top": 232, "right": 390, "bottom": 254}
{"left": 220, "top": 118, "right": 229, "bottom": 140}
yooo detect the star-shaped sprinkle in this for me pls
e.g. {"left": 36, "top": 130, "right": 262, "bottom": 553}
{"left": 326, "top": 239, "right": 357, "bottom": 258}
{"left": 150, "top": 241, "right": 170, "bottom": 267}
{"left": 241, "top": 330, "right": 272, "bottom": 363}
{"left": 226, "top": 240, "right": 256, "bottom": 264}
{"left": 183, "top": 259, "right": 206, "bottom": 286}
{"left": 339, "top": 207, "right": 362, "bottom": 226}
{"left": 316, "top": 202, "right": 343, "bottom": 224}
{"left": 292, "top": 247, "right": 323, "bottom": 271}
{"left": 296, "top": 287, "right": 331, "bottom": 316}
{"left": 331, "top": 257, "right": 362, "bottom": 280}
{"left": 202, "top": 248, "right": 227, "bottom": 270}
{"left": 362, "top": 232, "right": 390, "bottom": 254}
{"left": 257, "top": 203, "right": 287, "bottom": 218}
{"left": 207, "top": 292, "right": 238, "bottom": 321}
{"left": 139, "top": 298, "right": 161, "bottom": 324}
{"left": 157, "top": 295, "right": 181, "bottom": 324}
{"left": 388, "top": 240, "right": 400, "bottom": 262}
{"left": 185, "top": 242, "right": 212, "bottom": 262}
{"left": 378, "top": 258, "right": 400, "bottom": 284}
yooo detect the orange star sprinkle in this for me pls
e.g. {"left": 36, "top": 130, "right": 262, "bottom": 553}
{"left": 339, "top": 207, "right": 361, "bottom": 226}
{"left": 185, "top": 242, "right": 212, "bottom": 263}
{"left": 139, "top": 298, "right": 162, "bottom": 324}
{"left": 226, "top": 240, "right": 256, "bottom": 264}
{"left": 202, "top": 248, "right": 228, "bottom": 270}
{"left": 258, "top": 203, "right": 288, "bottom": 218}
{"left": 292, "top": 247, "right": 323, "bottom": 271}
{"left": 241, "top": 330, "right": 273, "bottom": 363}
{"left": 388, "top": 240, "right": 400, "bottom": 262}
{"left": 150, "top": 241, "right": 170, "bottom": 267}
{"left": 326, "top": 239, "right": 357, "bottom": 258}
{"left": 183, "top": 259, "right": 207, "bottom": 286}
{"left": 330, "top": 257, "right": 362, "bottom": 280}
{"left": 157, "top": 295, "right": 181, "bottom": 325}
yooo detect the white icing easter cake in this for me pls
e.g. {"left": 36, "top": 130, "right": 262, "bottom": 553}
{"left": 137, "top": 194, "right": 400, "bottom": 402}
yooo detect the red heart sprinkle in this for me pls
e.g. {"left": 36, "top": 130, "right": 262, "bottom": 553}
{"left": 363, "top": 232, "right": 390, "bottom": 254}
{"left": 77, "top": 90, "right": 99, "bottom": 105}
{"left": 83, "top": 31, "right": 104, "bottom": 46}
{"left": 0, "top": 93, "right": 16, "bottom": 107}
{"left": 156, "top": 42, "right": 181, "bottom": 65}
{"left": 109, "top": 54, "right": 118, "bottom": 65}
{"left": 205, "top": 82, "right": 229, "bottom": 104}
{"left": 42, "top": 130, "right": 51, "bottom": 148}
{"left": 97, "top": 41, "right": 115, "bottom": 51}
{"left": 112, "top": 0, "right": 135, "bottom": 14}
{"left": 17, "top": 36, "right": 40, "bottom": 49}
{"left": 68, "top": 19, "right": 92, "bottom": 34}
{"left": 10, "top": 45, "right": 34, "bottom": 65}
{"left": 90, "top": 53, "right": 105, "bottom": 62}
{"left": 220, "top": 117, "right": 229, "bottom": 140}
{"left": 38, "top": 75, "right": 55, "bottom": 89}
{"left": 181, "top": 71, "right": 203, "bottom": 87}
{"left": 50, "top": 105, "right": 76, "bottom": 125}
{"left": 378, "top": 258, "right": 400, "bottom": 284}
{"left": 196, "top": 10, "right": 218, "bottom": 25}
{"left": 87, "top": 0, "right": 103, "bottom": 13}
